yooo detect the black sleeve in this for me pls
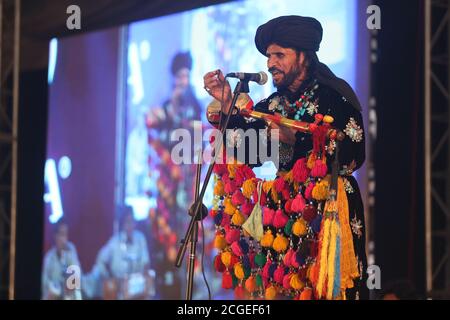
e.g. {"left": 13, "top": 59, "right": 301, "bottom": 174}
{"left": 328, "top": 97, "right": 366, "bottom": 174}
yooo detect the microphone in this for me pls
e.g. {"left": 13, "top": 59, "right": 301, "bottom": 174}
{"left": 226, "top": 71, "right": 268, "bottom": 85}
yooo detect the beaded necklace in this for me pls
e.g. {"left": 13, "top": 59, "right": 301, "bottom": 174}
{"left": 275, "top": 80, "right": 319, "bottom": 120}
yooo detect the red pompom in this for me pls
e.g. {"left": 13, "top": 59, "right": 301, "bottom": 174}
{"left": 302, "top": 205, "right": 318, "bottom": 223}
{"left": 283, "top": 248, "right": 295, "bottom": 267}
{"left": 292, "top": 158, "right": 310, "bottom": 183}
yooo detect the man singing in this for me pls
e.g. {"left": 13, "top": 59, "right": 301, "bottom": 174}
{"left": 204, "top": 16, "right": 367, "bottom": 300}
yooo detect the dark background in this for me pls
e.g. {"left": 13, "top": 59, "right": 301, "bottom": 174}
{"left": 13, "top": 0, "right": 425, "bottom": 299}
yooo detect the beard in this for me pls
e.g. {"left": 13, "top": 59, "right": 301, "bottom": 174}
{"left": 272, "top": 64, "right": 301, "bottom": 90}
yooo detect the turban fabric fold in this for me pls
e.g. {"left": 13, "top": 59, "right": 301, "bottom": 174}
{"left": 255, "top": 16, "right": 362, "bottom": 111}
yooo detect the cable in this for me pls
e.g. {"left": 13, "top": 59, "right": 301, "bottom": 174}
{"left": 200, "top": 218, "right": 212, "bottom": 300}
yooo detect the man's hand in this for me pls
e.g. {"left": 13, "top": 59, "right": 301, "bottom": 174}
{"left": 203, "top": 70, "right": 233, "bottom": 114}
{"left": 268, "top": 121, "right": 297, "bottom": 146}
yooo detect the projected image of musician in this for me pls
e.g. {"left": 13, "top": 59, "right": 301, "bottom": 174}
{"left": 146, "top": 51, "right": 203, "bottom": 299}
{"left": 41, "top": 218, "right": 82, "bottom": 300}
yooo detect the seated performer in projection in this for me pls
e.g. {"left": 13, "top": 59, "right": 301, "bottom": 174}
{"left": 84, "top": 207, "right": 151, "bottom": 299}
{"left": 203, "top": 16, "right": 367, "bottom": 300}
{"left": 42, "top": 218, "right": 82, "bottom": 300}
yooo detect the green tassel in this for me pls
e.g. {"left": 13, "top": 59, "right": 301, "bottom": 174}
{"left": 255, "top": 253, "right": 266, "bottom": 268}
{"left": 284, "top": 219, "right": 294, "bottom": 236}
{"left": 255, "top": 274, "right": 263, "bottom": 287}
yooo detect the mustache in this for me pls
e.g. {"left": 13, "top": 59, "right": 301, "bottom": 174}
{"left": 268, "top": 67, "right": 283, "bottom": 74}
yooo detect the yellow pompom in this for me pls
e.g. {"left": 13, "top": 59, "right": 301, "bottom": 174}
{"left": 272, "top": 233, "right": 289, "bottom": 253}
{"left": 323, "top": 115, "right": 334, "bottom": 124}
{"left": 214, "top": 234, "right": 227, "bottom": 250}
{"left": 234, "top": 262, "right": 245, "bottom": 280}
{"left": 261, "top": 230, "right": 274, "bottom": 248}
{"left": 312, "top": 180, "right": 329, "bottom": 201}
{"left": 242, "top": 179, "right": 256, "bottom": 199}
{"left": 263, "top": 181, "right": 274, "bottom": 194}
{"left": 214, "top": 180, "right": 225, "bottom": 196}
{"left": 232, "top": 210, "right": 246, "bottom": 226}
{"left": 292, "top": 218, "right": 308, "bottom": 237}
{"left": 290, "top": 273, "right": 305, "bottom": 291}
{"left": 221, "top": 251, "right": 232, "bottom": 268}
{"left": 265, "top": 285, "right": 278, "bottom": 300}
{"left": 224, "top": 198, "right": 237, "bottom": 215}
{"left": 307, "top": 153, "right": 317, "bottom": 170}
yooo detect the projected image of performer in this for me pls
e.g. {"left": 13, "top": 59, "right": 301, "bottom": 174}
{"left": 146, "top": 51, "right": 203, "bottom": 299}
{"left": 89, "top": 207, "right": 152, "bottom": 300}
{"left": 204, "top": 16, "right": 367, "bottom": 300}
{"left": 41, "top": 218, "right": 82, "bottom": 300}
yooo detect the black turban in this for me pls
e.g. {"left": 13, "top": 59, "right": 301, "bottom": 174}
{"left": 255, "top": 16, "right": 362, "bottom": 111}
{"left": 255, "top": 15, "right": 323, "bottom": 55}
{"left": 171, "top": 52, "right": 192, "bottom": 75}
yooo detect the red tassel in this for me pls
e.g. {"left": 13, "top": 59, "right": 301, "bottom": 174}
{"left": 231, "top": 190, "right": 245, "bottom": 206}
{"left": 241, "top": 201, "right": 254, "bottom": 216}
{"left": 274, "top": 265, "right": 286, "bottom": 284}
{"left": 283, "top": 273, "right": 293, "bottom": 290}
{"left": 221, "top": 213, "right": 231, "bottom": 228}
{"left": 284, "top": 199, "right": 293, "bottom": 214}
{"left": 291, "top": 194, "right": 306, "bottom": 213}
{"left": 225, "top": 228, "right": 240, "bottom": 244}
{"left": 225, "top": 179, "right": 237, "bottom": 194}
{"left": 292, "top": 158, "right": 309, "bottom": 183}
{"left": 304, "top": 182, "right": 315, "bottom": 200}
{"left": 262, "top": 260, "right": 272, "bottom": 279}
{"left": 214, "top": 254, "right": 226, "bottom": 272}
{"left": 248, "top": 251, "right": 256, "bottom": 269}
{"left": 283, "top": 248, "right": 295, "bottom": 267}
{"left": 311, "top": 159, "right": 327, "bottom": 178}
{"left": 213, "top": 164, "right": 228, "bottom": 175}
{"left": 230, "top": 254, "right": 240, "bottom": 269}
{"left": 231, "top": 241, "right": 243, "bottom": 257}
{"left": 222, "top": 272, "right": 233, "bottom": 289}
{"left": 263, "top": 207, "right": 275, "bottom": 226}
{"left": 209, "top": 209, "right": 218, "bottom": 218}
{"left": 274, "top": 177, "right": 287, "bottom": 193}
{"left": 234, "top": 285, "right": 246, "bottom": 300}
{"left": 282, "top": 189, "right": 291, "bottom": 201}
{"left": 273, "top": 209, "right": 289, "bottom": 229}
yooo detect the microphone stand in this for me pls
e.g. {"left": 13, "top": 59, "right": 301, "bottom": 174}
{"left": 175, "top": 80, "right": 250, "bottom": 300}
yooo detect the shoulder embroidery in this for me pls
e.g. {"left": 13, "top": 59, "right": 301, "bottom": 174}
{"left": 344, "top": 117, "right": 363, "bottom": 143}
{"left": 343, "top": 178, "right": 354, "bottom": 194}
